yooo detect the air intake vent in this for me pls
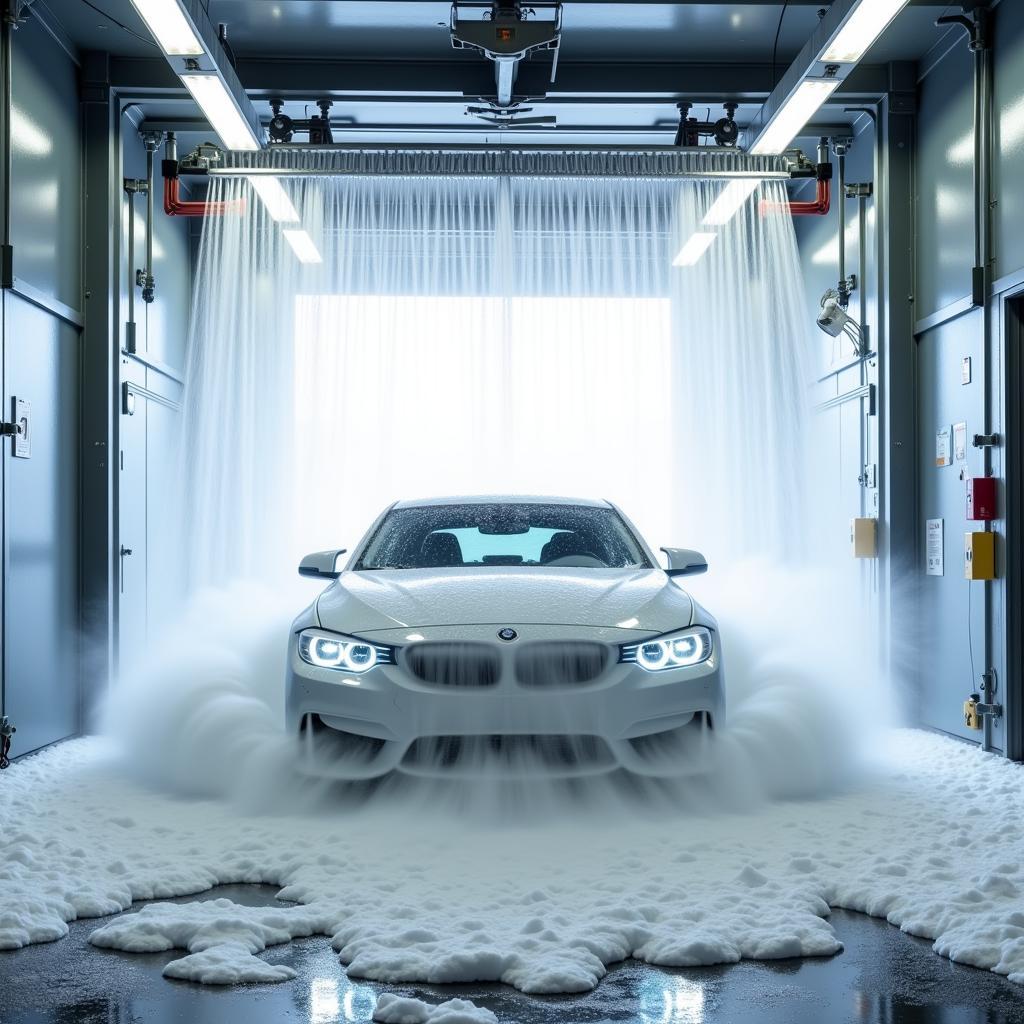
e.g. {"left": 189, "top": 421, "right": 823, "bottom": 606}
{"left": 401, "top": 734, "right": 615, "bottom": 775}
{"left": 404, "top": 643, "right": 501, "bottom": 687}
{"left": 515, "top": 642, "right": 609, "bottom": 687}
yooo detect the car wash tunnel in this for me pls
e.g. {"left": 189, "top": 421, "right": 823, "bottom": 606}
{"left": 2, "top": 1, "right": 1024, "bottom": 1023}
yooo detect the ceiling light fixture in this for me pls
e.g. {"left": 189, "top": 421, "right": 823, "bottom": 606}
{"left": 128, "top": 0, "right": 204, "bottom": 56}
{"left": 247, "top": 176, "right": 300, "bottom": 223}
{"left": 672, "top": 231, "right": 717, "bottom": 267}
{"left": 283, "top": 228, "right": 323, "bottom": 264}
{"left": 181, "top": 74, "right": 261, "bottom": 152}
{"left": 822, "top": 0, "right": 912, "bottom": 63}
{"left": 750, "top": 78, "right": 841, "bottom": 156}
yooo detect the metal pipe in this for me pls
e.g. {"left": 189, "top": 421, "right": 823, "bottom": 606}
{"left": 759, "top": 177, "right": 831, "bottom": 216}
{"left": 126, "top": 186, "right": 135, "bottom": 349}
{"left": 143, "top": 143, "right": 155, "bottom": 303}
{"left": 161, "top": 132, "right": 246, "bottom": 217}
{"left": 982, "top": 673, "right": 995, "bottom": 753}
{"left": 837, "top": 145, "right": 847, "bottom": 305}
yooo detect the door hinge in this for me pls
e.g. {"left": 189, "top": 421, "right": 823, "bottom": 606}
{"left": 0, "top": 243, "right": 12, "bottom": 290}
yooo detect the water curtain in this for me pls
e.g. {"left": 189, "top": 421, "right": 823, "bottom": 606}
{"left": 184, "top": 149, "right": 812, "bottom": 586}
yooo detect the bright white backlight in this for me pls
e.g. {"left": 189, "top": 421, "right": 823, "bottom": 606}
{"left": 702, "top": 179, "right": 761, "bottom": 226}
{"left": 672, "top": 231, "right": 717, "bottom": 267}
{"left": 822, "top": 0, "right": 911, "bottom": 63}
{"left": 283, "top": 229, "right": 323, "bottom": 264}
{"left": 247, "top": 176, "right": 300, "bottom": 223}
{"left": 181, "top": 74, "right": 261, "bottom": 151}
{"left": 751, "top": 78, "right": 841, "bottom": 156}
{"left": 129, "top": 0, "right": 204, "bottom": 56}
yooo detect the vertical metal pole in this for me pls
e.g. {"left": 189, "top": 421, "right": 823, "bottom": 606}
{"left": 837, "top": 147, "right": 847, "bottom": 305}
{"left": 81, "top": 53, "right": 119, "bottom": 728}
{"left": 877, "top": 65, "right": 918, "bottom": 723}
{"left": 125, "top": 186, "right": 135, "bottom": 351}
{"left": 145, "top": 145, "right": 154, "bottom": 296}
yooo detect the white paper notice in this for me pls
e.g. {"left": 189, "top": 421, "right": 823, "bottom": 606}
{"left": 953, "top": 421, "right": 967, "bottom": 462}
{"left": 936, "top": 427, "right": 951, "bottom": 467}
{"left": 926, "top": 518, "right": 944, "bottom": 576}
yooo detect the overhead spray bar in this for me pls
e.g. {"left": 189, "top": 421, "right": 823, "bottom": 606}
{"left": 195, "top": 145, "right": 811, "bottom": 181}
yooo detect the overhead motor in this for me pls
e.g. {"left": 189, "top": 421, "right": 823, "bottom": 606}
{"left": 268, "top": 99, "right": 335, "bottom": 144}
{"left": 673, "top": 102, "right": 739, "bottom": 148}
{"left": 451, "top": 1, "right": 561, "bottom": 108}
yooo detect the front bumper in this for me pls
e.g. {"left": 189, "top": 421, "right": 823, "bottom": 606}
{"left": 286, "top": 623, "right": 724, "bottom": 779}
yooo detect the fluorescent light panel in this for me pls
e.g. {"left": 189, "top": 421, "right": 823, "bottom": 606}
{"left": 822, "top": 0, "right": 912, "bottom": 63}
{"left": 750, "top": 78, "right": 840, "bottom": 156}
{"left": 129, "top": 0, "right": 204, "bottom": 56}
{"left": 283, "top": 229, "right": 323, "bottom": 264}
{"left": 247, "top": 177, "right": 300, "bottom": 223}
{"left": 181, "top": 74, "right": 261, "bottom": 152}
{"left": 673, "top": 232, "right": 717, "bottom": 267}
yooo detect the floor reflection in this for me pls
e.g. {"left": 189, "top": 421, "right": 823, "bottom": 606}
{"left": 637, "top": 975, "right": 706, "bottom": 1024}
{"left": 1, "top": 890, "right": 1022, "bottom": 1024}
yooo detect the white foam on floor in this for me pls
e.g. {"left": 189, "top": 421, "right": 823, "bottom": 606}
{"left": 373, "top": 993, "right": 498, "bottom": 1023}
{"left": 1, "top": 730, "right": 1022, "bottom": 992}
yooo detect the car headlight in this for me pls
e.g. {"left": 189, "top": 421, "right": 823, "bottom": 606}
{"left": 297, "top": 629, "right": 393, "bottom": 674}
{"left": 620, "top": 627, "right": 713, "bottom": 671}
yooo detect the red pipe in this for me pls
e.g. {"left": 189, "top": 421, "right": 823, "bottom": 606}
{"left": 163, "top": 176, "right": 246, "bottom": 218}
{"left": 759, "top": 178, "right": 831, "bottom": 217}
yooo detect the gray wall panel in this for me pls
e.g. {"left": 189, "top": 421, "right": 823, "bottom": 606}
{"left": 915, "top": 311, "right": 991, "bottom": 742}
{"left": 4, "top": 298, "right": 80, "bottom": 752}
{"left": 2, "top": 18, "right": 83, "bottom": 753}
{"left": 9, "top": 17, "right": 82, "bottom": 309}
{"left": 993, "top": 0, "right": 1024, "bottom": 282}
{"left": 905, "top": 3, "right": 1024, "bottom": 752}
{"left": 915, "top": 41, "right": 975, "bottom": 320}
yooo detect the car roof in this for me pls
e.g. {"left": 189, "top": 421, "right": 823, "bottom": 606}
{"left": 392, "top": 495, "right": 613, "bottom": 510}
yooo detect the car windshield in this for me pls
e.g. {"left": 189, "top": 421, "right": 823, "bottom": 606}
{"left": 356, "top": 503, "right": 652, "bottom": 570}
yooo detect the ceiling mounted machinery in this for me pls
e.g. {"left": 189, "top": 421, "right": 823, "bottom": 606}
{"left": 673, "top": 103, "right": 740, "bottom": 148}
{"left": 451, "top": 1, "right": 562, "bottom": 109}
{"left": 268, "top": 99, "right": 335, "bottom": 145}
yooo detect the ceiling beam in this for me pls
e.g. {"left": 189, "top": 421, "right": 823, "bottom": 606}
{"left": 112, "top": 56, "right": 892, "bottom": 105}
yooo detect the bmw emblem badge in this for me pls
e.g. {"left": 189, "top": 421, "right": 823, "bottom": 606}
{"left": 497, "top": 627, "right": 518, "bottom": 642}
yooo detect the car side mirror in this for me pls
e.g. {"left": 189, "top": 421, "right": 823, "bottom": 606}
{"left": 298, "top": 549, "right": 347, "bottom": 579}
{"left": 660, "top": 547, "right": 708, "bottom": 577}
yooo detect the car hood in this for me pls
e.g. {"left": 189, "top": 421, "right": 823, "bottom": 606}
{"left": 316, "top": 567, "right": 693, "bottom": 635}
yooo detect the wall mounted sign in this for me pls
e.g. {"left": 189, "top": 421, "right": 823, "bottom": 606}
{"left": 935, "top": 426, "right": 951, "bottom": 467}
{"left": 926, "top": 518, "right": 944, "bottom": 576}
{"left": 953, "top": 421, "right": 967, "bottom": 462}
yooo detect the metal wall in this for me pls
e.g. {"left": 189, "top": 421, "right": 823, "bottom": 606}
{"left": 910, "top": 0, "right": 1021, "bottom": 754}
{"left": 117, "top": 125, "right": 189, "bottom": 676}
{"left": 1, "top": 15, "right": 83, "bottom": 753}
